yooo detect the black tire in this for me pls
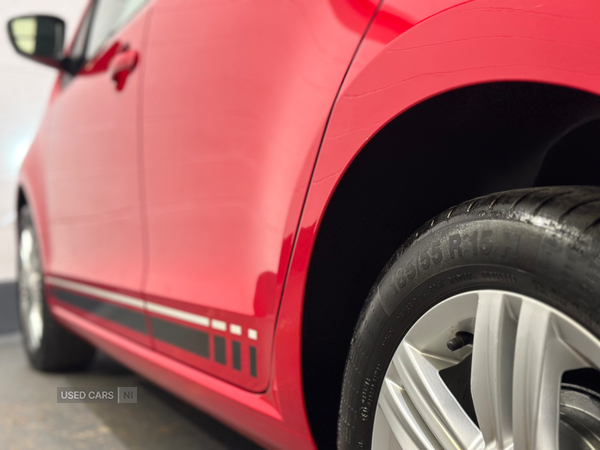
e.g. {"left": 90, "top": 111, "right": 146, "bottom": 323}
{"left": 18, "top": 205, "right": 95, "bottom": 371}
{"left": 338, "top": 186, "right": 600, "bottom": 448}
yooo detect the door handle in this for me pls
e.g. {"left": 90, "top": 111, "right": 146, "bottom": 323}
{"left": 110, "top": 49, "right": 138, "bottom": 91}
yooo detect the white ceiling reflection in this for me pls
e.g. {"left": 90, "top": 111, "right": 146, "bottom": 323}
{"left": 0, "top": 0, "right": 86, "bottom": 281}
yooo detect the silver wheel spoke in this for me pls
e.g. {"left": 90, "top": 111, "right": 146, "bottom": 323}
{"left": 373, "top": 290, "right": 600, "bottom": 450}
{"left": 18, "top": 226, "right": 44, "bottom": 352}
{"left": 28, "top": 302, "right": 43, "bottom": 347}
{"left": 471, "top": 291, "right": 517, "bottom": 449}
{"left": 378, "top": 375, "right": 441, "bottom": 450}
{"left": 394, "top": 343, "right": 484, "bottom": 450}
{"left": 512, "top": 300, "right": 585, "bottom": 450}
{"left": 19, "top": 229, "right": 33, "bottom": 272}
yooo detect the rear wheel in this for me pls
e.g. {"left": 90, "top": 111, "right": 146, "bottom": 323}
{"left": 338, "top": 186, "right": 600, "bottom": 449}
{"left": 18, "top": 205, "right": 95, "bottom": 371}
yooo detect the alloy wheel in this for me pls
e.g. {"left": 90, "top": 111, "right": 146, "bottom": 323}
{"left": 373, "top": 290, "right": 600, "bottom": 449}
{"left": 18, "top": 226, "right": 44, "bottom": 352}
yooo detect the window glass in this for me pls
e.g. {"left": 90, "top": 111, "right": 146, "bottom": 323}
{"left": 61, "top": 4, "right": 93, "bottom": 85}
{"left": 115, "top": 0, "right": 147, "bottom": 28}
{"left": 86, "top": 0, "right": 147, "bottom": 59}
{"left": 70, "top": 5, "right": 93, "bottom": 61}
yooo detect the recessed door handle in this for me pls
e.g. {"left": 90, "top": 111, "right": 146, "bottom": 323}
{"left": 110, "top": 49, "right": 138, "bottom": 91}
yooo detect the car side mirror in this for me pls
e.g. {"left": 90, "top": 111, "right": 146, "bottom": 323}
{"left": 7, "top": 15, "right": 65, "bottom": 70}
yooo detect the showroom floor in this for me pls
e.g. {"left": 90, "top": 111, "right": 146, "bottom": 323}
{"left": 0, "top": 318, "right": 263, "bottom": 449}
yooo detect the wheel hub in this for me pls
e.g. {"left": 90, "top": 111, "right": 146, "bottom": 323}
{"left": 560, "top": 386, "right": 600, "bottom": 449}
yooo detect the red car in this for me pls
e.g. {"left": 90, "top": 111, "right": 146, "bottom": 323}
{"left": 9, "top": 0, "right": 600, "bottom": 448}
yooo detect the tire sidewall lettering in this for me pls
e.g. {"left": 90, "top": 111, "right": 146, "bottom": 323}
{"left": 342, "top": 216, "right": 600, "bottom": 449}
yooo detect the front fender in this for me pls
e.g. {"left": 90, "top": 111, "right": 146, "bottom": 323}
{"left": 272, "top": 0, "right": 600, "bottom": 437}
{"left": 318, "top": 0, "right": 600, "bottom": 214}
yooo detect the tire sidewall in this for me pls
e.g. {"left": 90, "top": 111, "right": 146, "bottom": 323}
{"left": 339, "top": 215, "right": 600, "bottom": 448}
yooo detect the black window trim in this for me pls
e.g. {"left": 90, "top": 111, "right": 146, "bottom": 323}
{"left": 61, "top": 0, "right": 148, "bottom": 87}
{"left": 61, "top": 0, "right": 98, "bottom": 86}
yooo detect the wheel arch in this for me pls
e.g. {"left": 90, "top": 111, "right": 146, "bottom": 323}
{"left": 282, "top": 2, "right": 600, "bottom": 447}
{"left": 299, "top": 81, "right": 600, "bottom": 448}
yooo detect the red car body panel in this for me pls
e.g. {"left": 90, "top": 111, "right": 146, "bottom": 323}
{"left": 17, "top": 0, "right": 600, "bottom": 448}
{"left": 140, "top": 0, "right": 379, "bottom": 392}
{"left": 45, "top": 9, "right": 148, "bottom": 295}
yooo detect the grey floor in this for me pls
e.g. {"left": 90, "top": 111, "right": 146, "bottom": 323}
{"left": 0, "top": 284, "right": 263, "bottom": 450}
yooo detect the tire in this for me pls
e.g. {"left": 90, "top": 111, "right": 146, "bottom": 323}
{"left": 18, "top": 205, "right": 95, "bottom": 371}
{"left": 338, "top": 186, "right": 600, "bottom": 449}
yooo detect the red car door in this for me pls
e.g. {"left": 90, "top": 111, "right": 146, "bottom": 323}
{"left": 44, "top": 1, "right": 151, "bottom": 346}
{"left": 141, "top": 0, "right": 377, "bottom": 391}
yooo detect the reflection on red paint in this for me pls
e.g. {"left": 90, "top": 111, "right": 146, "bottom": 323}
{"left": 16, "top": 0, "right": 600, "bottom": 448}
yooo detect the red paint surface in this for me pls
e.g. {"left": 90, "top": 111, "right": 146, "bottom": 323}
{"left": 140, "top": 0, "right": 378, "bottom": 392}
{"left": 41, "top": 8, "right": 149, "bottom": 296}
{"left": 18, "top": 0, "right": 600, "bottom": 447}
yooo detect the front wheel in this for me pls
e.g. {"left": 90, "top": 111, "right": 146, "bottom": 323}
{"left": 18, "top": 205, "right": 95, "bottom": 371}
{"left": 339, "top": 187, "right": 600, "bottom": 449}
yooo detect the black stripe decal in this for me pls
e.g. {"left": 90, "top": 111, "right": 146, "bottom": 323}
{"left": 52, "top": 283, "right": 260, "bottom": 379}
{"left": 250, "top": 346, "right": 257, "bottom": 378}
{"left": 232, "top": 341, "right": 241, "bottom": 371}
{"left": 52, "top": 288, "right": 147, "bottom": 334}
{"left": 214, "top": 335, "right": 226, "bottom": 365}
{"left": 151, "top": 316, "right": 210, "bottom": 359}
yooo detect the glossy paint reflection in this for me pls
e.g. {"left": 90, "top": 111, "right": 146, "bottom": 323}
{"left": 140, "top": 0, "right": 378, "bottom": 392}
{"left": 18, "top": 0, "right": 600, "bottom": 448}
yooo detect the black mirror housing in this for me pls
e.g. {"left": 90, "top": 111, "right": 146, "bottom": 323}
{"left": 7, "top": 15, "right": 65, "bottom": 69}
